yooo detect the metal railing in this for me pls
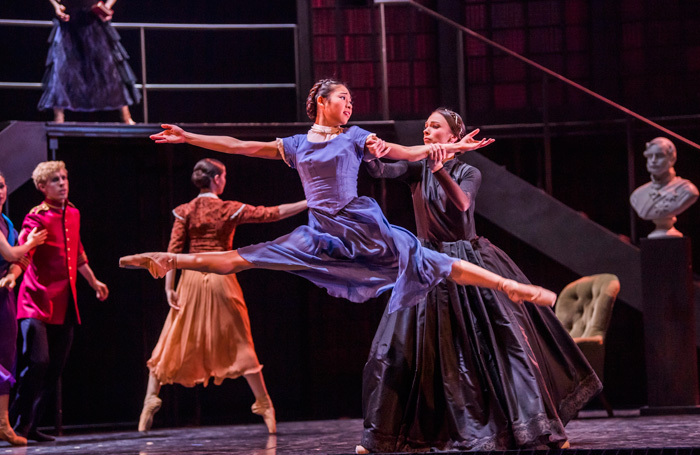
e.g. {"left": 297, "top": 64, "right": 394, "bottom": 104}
{"left": 0, "top": 19, "right": 299, "bottom": 123}
{"left": 374, "top": 0, "right": 700, "bottom": 243}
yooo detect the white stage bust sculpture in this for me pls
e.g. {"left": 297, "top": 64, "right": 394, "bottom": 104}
{"left": 630, "top": 137, "right": 699, "bottom": 238}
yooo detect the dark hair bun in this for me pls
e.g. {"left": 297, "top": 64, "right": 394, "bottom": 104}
{"left": 191, "top": 158, "right": 225, "bottom": 189}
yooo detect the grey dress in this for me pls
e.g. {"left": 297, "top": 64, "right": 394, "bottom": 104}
{"left": 360, "top": 159, "right": 601, "bottom": 452}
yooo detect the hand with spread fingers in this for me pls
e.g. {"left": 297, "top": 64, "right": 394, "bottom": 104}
{"left": 150, "top": 124, "right": 187, "bottom": 144}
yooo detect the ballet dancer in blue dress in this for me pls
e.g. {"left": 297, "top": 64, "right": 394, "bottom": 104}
{"left": 119, "top": 79, "right": 555, "bottom": 318}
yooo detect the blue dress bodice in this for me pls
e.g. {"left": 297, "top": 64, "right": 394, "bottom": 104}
{"left": 282, "top": 126, "right": 371, "bottom": 214}
{"left": 239, "top": 125, "right": 456, "bottom": 312}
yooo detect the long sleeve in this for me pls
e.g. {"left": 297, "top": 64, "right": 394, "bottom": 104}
{"left": 167, "top": 213, "right": 188, "bottom": 254}
{"left": 432, "top": 165, "right": 480, "bottom": 212}
{"left": 365, "top": 159, "right": 422, "bottom": 182}
{"left": 77, "top": 238, "right": 88, "bottom": 266}
{"left": 233, "top": 203, "right": 281, "bottom": 225}
{"left": 454, "top": 165, "right": 481, "bottom": 204}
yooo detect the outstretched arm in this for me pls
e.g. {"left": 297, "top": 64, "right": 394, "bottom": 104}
{"left": 367, "top": 129, "right": 494, "bottom": 162}
{"left": 277, "top": 200, "right": 308, "bottom": 219}
{"left": 365, "top": 159, "right": 422, "bottom": 181}
{"left": 150, "top": 124, "right": 281, "bottom": 160}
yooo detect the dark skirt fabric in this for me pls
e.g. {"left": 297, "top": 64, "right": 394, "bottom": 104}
{"left": 474, "top": 237, "right": 602, "bottom": 423}
{"left": 360, "top": 238, "right": 601, "bottom": 452}
{"left": 37, "top": 11, "right": 141, "bottom": 112}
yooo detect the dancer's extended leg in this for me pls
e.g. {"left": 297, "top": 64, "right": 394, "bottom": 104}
{"left": 138, "top": 373, "right": 162, "bottom": 432}
{"left": 449, "top": 259, "right": 556, "bottom": 306}
{"left": 119, "top": 250, "right": 254, "bottom": 278}
{"left": 245, "top": 372, "right": 276, "bottom": 434}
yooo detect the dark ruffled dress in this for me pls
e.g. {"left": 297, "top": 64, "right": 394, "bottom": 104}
{"left": 238, "top": 126, "right": 457, "bottom": 314}
{"left": 0, "top": 214, "right": 18, "bottom": 395}
{"left": 360, "top": 159, "right": 602, "bottom": 452}
{"left": 37, "top": 0, "right": 141, "bottom": 112}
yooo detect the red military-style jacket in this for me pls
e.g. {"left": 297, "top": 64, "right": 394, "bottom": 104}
{"left": 16, "top": 199, "right": 88, "bottom": 325}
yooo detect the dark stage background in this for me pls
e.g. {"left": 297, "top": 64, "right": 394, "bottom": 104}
{"left": 1, "top": 0, "right": 700, "bottom": 430}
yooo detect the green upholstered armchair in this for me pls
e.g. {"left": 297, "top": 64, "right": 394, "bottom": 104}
{"left": 555, "top": 273, "right": 621, "bottom": 417}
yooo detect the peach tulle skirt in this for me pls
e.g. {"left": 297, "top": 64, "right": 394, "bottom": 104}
{"left": 147, "top": 270, "right": 263, "bottom": 387}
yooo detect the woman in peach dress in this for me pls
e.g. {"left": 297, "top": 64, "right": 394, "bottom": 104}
{"left": 138, "top": 158, "right": 306, "bottom": 434}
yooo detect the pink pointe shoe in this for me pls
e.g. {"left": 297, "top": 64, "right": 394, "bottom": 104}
{"left": 119, "top": 253, "right": 177, "bottom": 279}
{"left": 251, "top": 395, "right": 277, "bottom": 434}
{"left": 138, "top": 395, "right": 162, "bottom": 432}
{"left": 499, "top": 279, "right": 557, "bottom": 307}
{"left": 0, "top": 416, "right": 27, "bottom": 446}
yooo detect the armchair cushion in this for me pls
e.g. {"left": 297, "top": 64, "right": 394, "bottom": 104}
{"left": 555, "top": 273, "right": 620, "bottom": 341}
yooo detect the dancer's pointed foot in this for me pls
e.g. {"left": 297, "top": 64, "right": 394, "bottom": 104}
{"left": 119, "top": 253, "right": 176, "bottom": 279}
{"left": 138, "top": 395, "right": 162, "bottom": 432}
{"left": 355, "top": 444, "right": 370, "bottom": 454}
{"left": 499, "top": 279, "right": 556, "bottom": 307}
{"left": 251, "top": 395, "right": 276, "bottom": 434}
{"left": 0, "top": 417, "right": 27, "bottom": 446}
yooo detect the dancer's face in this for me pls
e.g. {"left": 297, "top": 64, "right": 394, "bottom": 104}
{"left": 423, "top": 112, "right": 457, "bottom": 145}
{"left": 39, "top": 170, "right": 69, "bottom": 203}
{"left": 318, "top": 85, "right": 353, "bottom": 126}
{"left": 0, "top": 175, "right": 6, "bottom": 208}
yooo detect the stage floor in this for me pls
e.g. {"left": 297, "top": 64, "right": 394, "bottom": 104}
{"left": 2, "top": 411, "right": 700, "bottom": 454}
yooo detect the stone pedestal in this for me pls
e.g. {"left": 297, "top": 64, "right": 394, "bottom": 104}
{"left": 640, "top": 237, "right": 700, "bottom": 415}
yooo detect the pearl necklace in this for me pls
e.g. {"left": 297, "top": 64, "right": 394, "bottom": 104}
{"left": 309, "top": 124, "right": 343, "bottom": 136}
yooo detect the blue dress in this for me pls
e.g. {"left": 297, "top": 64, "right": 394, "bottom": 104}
{"left": 0, "top": 214, "right": 18, "bottom": 395}
{"left": 238, "top": 126, "right": 457, "bottom": 312}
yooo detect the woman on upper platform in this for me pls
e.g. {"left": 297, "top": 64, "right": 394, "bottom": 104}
{"left": 39, "top": 0, "right": 141, "bottom": 123}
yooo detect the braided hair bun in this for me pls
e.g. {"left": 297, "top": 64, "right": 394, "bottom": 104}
{"left": 305, "top": 78, "right": 345, "bottom": 120}
{"left": 191, "top": 158, "right": 225, "bottom": 189}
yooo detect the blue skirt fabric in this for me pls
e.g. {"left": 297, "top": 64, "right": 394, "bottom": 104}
{"left": 238, "top": 196, "right": 457, "bottom": 312}
{"left": 38, "top": 12, "right": 141, "bottom": 112}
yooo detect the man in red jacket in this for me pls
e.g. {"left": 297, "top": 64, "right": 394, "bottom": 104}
{"left": 5, "top": 161, "right": 108, "bottom": 442}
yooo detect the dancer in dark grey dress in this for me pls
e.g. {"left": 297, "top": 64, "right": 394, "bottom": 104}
{"left": 358, "top": 108, "right": 601, "bottom": 453}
